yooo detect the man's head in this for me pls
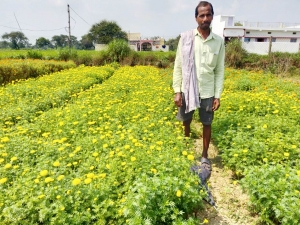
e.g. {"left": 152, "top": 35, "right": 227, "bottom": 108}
{"left": 195, "top": 1, "right": 214, "bottom": 31}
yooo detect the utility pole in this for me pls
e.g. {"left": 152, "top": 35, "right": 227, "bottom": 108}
{"left": 68, "top": 4, "right": 71, "bottom": 48}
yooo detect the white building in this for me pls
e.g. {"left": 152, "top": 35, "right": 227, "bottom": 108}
{"left": 212, "top": 15, "right": 300, "bottom": 55}
{"left": 95, "top": 33, "right": 169, "bottom": 52}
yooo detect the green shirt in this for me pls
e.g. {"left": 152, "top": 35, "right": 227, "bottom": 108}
{"left": 173, "top": 29, "right": 225, "bottom": 99}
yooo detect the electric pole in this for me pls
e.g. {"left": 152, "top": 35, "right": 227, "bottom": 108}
{"left": 68, "top": 4, "right": 71, "bottom": 48}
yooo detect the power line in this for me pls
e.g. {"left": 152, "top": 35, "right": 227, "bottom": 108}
{"left": 13, "top": 13, "right": 22, "bottom": 33}
{"left": 69, "top": 5, "right": 91, "bottom": 26}
{"left": 0, "top": 24, "right": 66, "bottom": 32}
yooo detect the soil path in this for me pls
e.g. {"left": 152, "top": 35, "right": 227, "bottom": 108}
{"left": 191, "top": 122, "right": 259, "bottom": 225}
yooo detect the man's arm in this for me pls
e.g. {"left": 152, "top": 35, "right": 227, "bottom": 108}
{"left": 213, "top": 39, "right": 225, "bottom": 111}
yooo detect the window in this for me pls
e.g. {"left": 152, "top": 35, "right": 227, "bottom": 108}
{"left": 256, "top": 38, "right": 266, "bottom": 42}
{"left": 290, "top": 38, "right": 297, "bottom": 42}
{"left": 244, "top": 37, "right": 251, "bottom": 42}
{"left": 268, "top": 32, "right": 272, "bottom": 34}
{"left": 246, "top": 31, "right": 250, "bottom": 34}
{"left": 293, "top": 32, "right": 297, "bottom": 35}
{"left": 272, "top": 38, "right": 276, "bottom": 42}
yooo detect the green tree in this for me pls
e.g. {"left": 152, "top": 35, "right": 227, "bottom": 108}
{"left": 80, "top": 34, "right": 94, "bottom": 49}
{"left": 51, "top": 35, "right": 69, "bottom": 48}
{"left": 2, "top": 31, "right": 29, "bottom": 49}
{"left": 87, "top": 20, "right": 128, "bottom": 44}
{"left": 165, "top": 35, "right": 180, "bottom": 51}
{"left": 36, "top": 37, "right": 51, "bottom": 49}
{"left": 0, "top": 40, "right": 10, "bottom": 49}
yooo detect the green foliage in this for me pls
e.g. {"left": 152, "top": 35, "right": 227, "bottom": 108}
{"left": 106, "top": 39, "right": 131, "bottom": 62}
{"left": 1, "top": 31, "right": 29, "bottom": 49}
{"left": 225, "top": 38, "right": 248, "bottom": 68}
{"left": 58, "top": 48, "right": 78, "bottom": 61}
{"left": 213, "top": 68, "right": 300, "bottom": 223}
{"left": 0, "top": 59, "right": 76, "bottom": 84}
{"left": 87, "top": 20, "right": 128, "bottom": 44}
{"left": 27, "top": 50, "right": 43, "bottom": 59}
{"left": 166, "top": 35, "right": 180, "bottom": 51}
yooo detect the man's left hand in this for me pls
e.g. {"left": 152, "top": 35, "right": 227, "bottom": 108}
{"left": 212, "top": 98, "right": 220, "bottom": 111}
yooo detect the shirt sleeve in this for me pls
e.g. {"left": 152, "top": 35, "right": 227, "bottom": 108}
{"left": 213, "top": 39, "right": 225, "bottom": 98}
{"left": 172, "top": 37, "right": 182, "bottom": 93}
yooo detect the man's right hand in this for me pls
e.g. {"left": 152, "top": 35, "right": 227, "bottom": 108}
{"left": 174, "top": 92, "right": 182, "bottom": 107}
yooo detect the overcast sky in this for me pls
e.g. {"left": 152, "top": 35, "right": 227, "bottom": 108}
{"left": 1, "top": 0, "right": 299, "bottom": 44}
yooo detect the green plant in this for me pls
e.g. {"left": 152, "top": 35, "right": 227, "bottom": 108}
{"left": 225, "top": 38, "right": 248, "bottom": 68}
{"left": 107, "top": 39, "right": 131, "bottom": 62}
{"left": 27, "top": 50, "right": 43, "bottom": 59}
{"left": 58, "top": 48, "right": 78, "bottom": 61}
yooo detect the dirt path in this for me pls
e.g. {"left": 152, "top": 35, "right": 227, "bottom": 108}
{"left": 191, "top": 122, "right": 260, "bottom": 225}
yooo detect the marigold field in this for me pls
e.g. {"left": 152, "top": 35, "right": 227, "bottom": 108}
{"left": 0, "top": 65, "right": 299, "bottom": 225}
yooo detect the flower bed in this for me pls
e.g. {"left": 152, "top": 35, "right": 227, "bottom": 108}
{"left": 0, "top": 66, "right": 204, "bottom": 224}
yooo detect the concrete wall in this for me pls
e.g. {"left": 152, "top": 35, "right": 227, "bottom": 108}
{"left": 242, "top": 42, "right": 300, "bottom": 55}
{"left": 95, "top": 44, "right": 108, "bottom": 51}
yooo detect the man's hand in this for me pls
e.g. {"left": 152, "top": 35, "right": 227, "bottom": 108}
{"left": 174, "top": 93, "right": 182, "bottom": 107}
{"left": 212, "top": 98, "right": 220, "bottom": 111}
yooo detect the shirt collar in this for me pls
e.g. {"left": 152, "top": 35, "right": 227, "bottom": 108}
{"left": 194, "top": 28, "right": 215, "bottom": 40}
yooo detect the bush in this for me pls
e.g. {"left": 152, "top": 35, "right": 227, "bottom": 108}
{"left": 225, "top": 38, "right": 248, "bottom": 68}
{"left": 27, "top": 50, "right": 43, "bottom": 60}
{"left": 107, "top": 39, "right": 131, "bottom": 62}
{"left": 58, "top": 48, "right": 78, "bottom": 61}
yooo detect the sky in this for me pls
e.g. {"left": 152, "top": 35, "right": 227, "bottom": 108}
{"left": 0, "top": 0, "right": 300, "bottom": 44}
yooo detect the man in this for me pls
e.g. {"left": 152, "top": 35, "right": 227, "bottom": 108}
{"left": 173, "top": 1, "right": 225, "bottom": 183}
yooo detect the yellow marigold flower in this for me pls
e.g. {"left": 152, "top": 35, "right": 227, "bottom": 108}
{"left": 263, "top": 124, "right": 268, "bottom": 129}
{"left": 38, "top": 194, "right": 45, "bottom": 199}
{"left": 84, "top": 178, "right": 92, "bottom": 184}
{"left": 92, "top": 152, "right": 99, "bottom": 157}
{"left": 297, "top": 170, "right": 300, "bottom": 176}
{"left": 124, "top": 145, "right": 130, "bottom": 149}
{"left": 45, "top": 177, "right": 54, "bottom": 183}
{"left": 40, "top": 170, "right": 48, "bottom": 176}
{"left": 176, "top": 190, "right": 182, "bottom": 197}
{"left": 203, "top": 218, "right": 209, "bottom": 224}
{"left": 72, "top": 178, "right": 81, "bottom": 186}
{"left": 273, "top": 109, "right": 279, "bottom": 114}
{"left": 53, "top": 161, "right": 60, "bottom": 167}
{"left": 151, "top": 168, "right": 157, "bottom": 174}
{"left": 121, "top": 162, "right": 126, "bottom": 166}
{"left": 4, "top": 163, "right": 12, "bottom": 169}
{"left": 284, "top": 152, "right": 290, "bottom": 157}
{"left": 99, "top": 173, "right": 106, "bottom": 178}
{"left": 182, "top": 151, "right": 188, "bottom": 156}
{"left": 233, "top": 154, "right": 238, "bottom": 157}
{"left": 187, "top": 155, "right": 194, "bottom": 161}
{"left": 106, "top": 164, "right": 110, "bottom": 169}
{"left": 243, "top": 149, "right": 248, "bottom": 153}
{"left": 86, "top": 173, "right": 95, "bottom": 179}
{"left": 34, "top": 179, "right": 40, "bottom": 184}
{"left": 90, "top": 166, "right": 94, "bottom": 170}
{"left": 56, "top": 195, "right": 61, "bottom": 199}
{"left": 57, "top": 175, "right": 65, "bottom": 181}
{"left": 233, "top": 181, "right": 238, "bottom": 185}
{"left": 92, "top": 139, "right": 97, "bottom": 144}
{"left": 0, "top": 158, "right": 4, "bottom": 163}
{"left": 103, "top": 143, "right": 108, "bottom": 148}
{"left": 60, "top": 206, "right": 65, "bottom": 211}
{"left": 246, "top": 125, "right": 251, "bottom": 129}
{"left": 1, "top": 137, "right": 9, "bottom": 143}
{"left": 263, "top": 158, "right": 268, "bottom": 162}
{"left": 131, "top": 156, "right": 136, "bottom": 162}
{"left": 0, "top": 178, "right": 8, "bottom": 184}
{"left": 2, "top": 153, "right": 7, "bottom": 157}
{"left": 11, "top": 156, "right": 17, "bottom": 161}
{"left": 291, "top": 145, "right": 297, "bottom": 149}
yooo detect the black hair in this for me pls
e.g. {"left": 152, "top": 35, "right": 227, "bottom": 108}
{"left": 195, "top": 1, "right": 214, "bottom": 17}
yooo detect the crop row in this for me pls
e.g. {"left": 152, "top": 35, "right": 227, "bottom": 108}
{"left": 0, "top": 66, "right": 204, "bottom": 224}
{"left": 0, "top": 59, "right": 76, "bottom": 84}
{"left": 0, "top": 64, "right": 116, "bottom": 128}
{"left": 213, "top": 68, "right": 300, "bottom": 224}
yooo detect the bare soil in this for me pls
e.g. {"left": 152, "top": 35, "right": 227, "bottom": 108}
{"left": 191, "top": 122, "right": 260, "bottom": 225}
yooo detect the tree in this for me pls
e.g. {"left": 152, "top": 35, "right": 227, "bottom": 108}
{"left": 0, "top": 41, "right": 10, "bottom": 49}
{"left": 234, "top": 22, "right": 243, "bottom": 26}
{"left": 165, "top": 35, "right": 180, "bottom": 51}
{"left": 80, "top": 34, "right": 94, "bottom": 49}
{"left": 2, "top": 31, "right": 29, "bottom": 49}
{"left": 87, "top": 20, "right": 128, "bottom": 44}
{"left": 51, "top": 35, "right": 69, "bottom": 48}
{"left": 36, "top": 37, "right": 51, "bottom": 49}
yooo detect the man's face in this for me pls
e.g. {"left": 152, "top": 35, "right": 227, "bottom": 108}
{"left": 195, "top": 5, "right": 213, "bottom": 30}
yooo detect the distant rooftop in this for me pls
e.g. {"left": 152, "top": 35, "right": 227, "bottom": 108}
{"left": 236, "top": 21, "right": 300, "bottom": 28}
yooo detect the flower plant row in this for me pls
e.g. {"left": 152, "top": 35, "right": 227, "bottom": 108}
{"left": 0, "top": 66, "right": 204, "bottom": 224}
{"left": 213, "top": 68, "right": 300, "bottom": 224}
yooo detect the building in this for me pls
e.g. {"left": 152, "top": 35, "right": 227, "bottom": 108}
{"left": 212, "top": 15, "right": 300, "bottom": 55}
{"left": 95, "top": 33, "right": 169, "bottom": 52}
{"left": 128, "top": 32, "right": 169, "bottom": 52}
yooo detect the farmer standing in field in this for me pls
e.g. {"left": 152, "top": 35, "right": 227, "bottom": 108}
{"left": 173, "top": 1, "right": 225, "bottom": 184}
